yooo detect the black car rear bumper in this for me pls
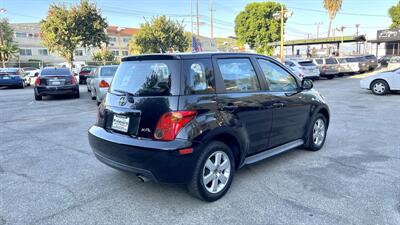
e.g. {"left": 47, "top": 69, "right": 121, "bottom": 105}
{"left": 35, "top": 85, "right": 78, "bottom": 96}
{"left": 88, "top": 126, "right": 198, "bottom": 184}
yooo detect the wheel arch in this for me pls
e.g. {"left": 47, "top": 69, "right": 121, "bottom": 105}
{"left": 370, "top": 78, "right": 391, "bottom": 90}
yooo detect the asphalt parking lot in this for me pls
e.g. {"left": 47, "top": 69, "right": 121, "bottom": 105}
{"left": 1, "top": 76, "right": 399, "bottom": 225}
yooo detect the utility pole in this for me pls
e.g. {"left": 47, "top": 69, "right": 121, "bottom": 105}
{"left": 355, "top": 24, "right": 360, "bottom": 54}
{"left": 273, "top": 5, "right": 292, "bottom": 62}
{"left": 210, "top": 0, "right": 213, "bottom": 39}
{"left": 336, "top": 26, "right": 346, "bottom": 56}
{"left": 196, "top": 0, "right": 199, "bottom": 36}
{"left": 315, "top": 22, "right": 323, "bottom": 39}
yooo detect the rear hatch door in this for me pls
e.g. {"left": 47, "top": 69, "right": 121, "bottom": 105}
{"left": 104, "top": 57, "right": 181, "bottom": 139}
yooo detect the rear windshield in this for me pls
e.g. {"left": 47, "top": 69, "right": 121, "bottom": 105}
{"left": 110, "top": 60, "right": 179, "bottom": 96}
{"left": 298, "top": 61, "right": 315, "bottom": 66}
{"left": 325, "top": 58, "right": 338, "bottom": 64}
{"left": 81, "top": 67, "right": 96, "bottom": 72}
{"left": 0, "top": 69, "right": 18, "bottom": 74}
{"left": 100, "top": 66, "right": 118, "bottom": 77}
{"left": 365, "top": 55, "right": 376, "bottom": 60}
{"left": 41, "top": 68, "right": 71, "bottom": 76}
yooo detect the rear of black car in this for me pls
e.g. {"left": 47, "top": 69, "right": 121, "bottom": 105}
{"left": 88, "top": 55, "right": 199, "bottom": 183}
{"left": 78, "top": 66, "right": 97, "bottom": 84}
{"left": 34, "top": 67, "right": 79, "bottom": 100}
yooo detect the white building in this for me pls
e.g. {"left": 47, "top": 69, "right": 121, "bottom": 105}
{"left": 10, "top": 23, "right": 138, "bottom": 64}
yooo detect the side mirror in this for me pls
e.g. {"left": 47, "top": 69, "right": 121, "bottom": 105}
{"left": 302, "top": 79, "right": 313, "bottom": 90}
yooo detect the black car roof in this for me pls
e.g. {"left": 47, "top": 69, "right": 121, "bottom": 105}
{"left": 122, "top": 52, "right": 270, "bottom": 61}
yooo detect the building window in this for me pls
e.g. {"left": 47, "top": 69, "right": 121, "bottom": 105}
{"left": 122, "top": 50, "right": 129, "bottom": 56}
{"left": 74, "top": 50, "right": 84, "bottom": 56}
{"left": 122, "top": 37, "right": 131, "bottom": 43}
{"left": 15, "top": 32, "right": 27, "bottom": 38}
{"left": 112, "top": 50, "right": 119, "bottom": 56}
{"left": 109, "top": 36, "right": 117, "bottom": 42}
{"left": 20, "top": 49, "right": 32, "bottom": 56}
{"left": 38, "top": 49, "right": 48, "bottom": 56}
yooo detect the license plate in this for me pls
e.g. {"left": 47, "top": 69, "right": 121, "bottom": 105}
{"left": 111, "top": 114, "right": 130, "bottom": 133}
{"left": 51, "top": 81, "right": 61, "bottom": 85}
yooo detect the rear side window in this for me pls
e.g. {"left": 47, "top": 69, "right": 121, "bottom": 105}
{"left": 325, "top": 58, "right": 338, "bottom": 64}
{"left": 184, "top": 59, "right": 214, "bottom": 94}
{"left": 41, "top": 68, "right": 71, "bottom": 76}
{"left": 345, "top": 58, "right": 357, "bottom": 62}
{"left": 337, "top": 58, "right": 346, "bottom": 63}
{"left": 315, "top": 59, "right": 323, "bottom": 64}
{"left": 81, "top": 67, "right": 96, "bottom": 72}
{"left": 217, "top": 58, "right": 260, "bottom": 92}
{"left": 100, "top": 66, "right": 118, "bottom": 77}
{"left": 110, "top": 60, "right": 180, "bottom": 96}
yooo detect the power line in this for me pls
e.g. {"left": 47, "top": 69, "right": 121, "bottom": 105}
{"left": 288, "top": 6, "right": 390, "bottom": 18}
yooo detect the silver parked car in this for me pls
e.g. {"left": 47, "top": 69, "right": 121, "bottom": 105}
{"left": 312, "top": 58, "right": 339, "bottom": 79}
{"left": 336, "top": 57, "right": 361, "bottom": 75}
{"left": 89, "top": 65, "right": 118, "bottom": 105}
{"left": 284, "top": 59, "right": 320, "bottom": 80}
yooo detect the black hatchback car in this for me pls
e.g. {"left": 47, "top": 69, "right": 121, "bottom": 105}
{"left": 34, "top": 67, "right": 80, "bottom": 100}
{"left": 88, "top": 53, "right": 330, "bottom": 201}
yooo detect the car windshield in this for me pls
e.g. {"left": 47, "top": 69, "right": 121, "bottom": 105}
{"left": 298, "top": 61, "right": 315, "bottom": 66}
{"left": 100, "top": 66, "right": 118, "bottom": 77}
{"left": 41, "top": 68, "right": 71, "bottom": 76}
{"left": 110, "top": 60, "right": 179, "bottom": 96}
{"left": 23, "top": 67, "right": 38, "bottom": 71}
{"left": 81, "top": 67, "right": 96, "bottom": 72}
{"left": 325, "top": 58, "right": 338, "bottom": 64}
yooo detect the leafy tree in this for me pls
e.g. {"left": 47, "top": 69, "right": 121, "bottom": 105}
{"left": 92, "top": 48, "right": 115, "bottom": 65}
{"left": 234, "top": 2, "right": 285, "bottom": 55}
{"left": 128, "top": 37, "right": 140, "bottom": 55}
{"left": 135, "top": 16, "right": 189, "bottom": 53}
{"left": 0, "top": 19, "right": 19, "bottom": 68}
{"left": 40, "top": 0, "right": 108, "bottom": 68}
{"left": 323, "top": 0, "right": 343, "bottom": 37}
{"left": 389, "top": 1, "right": 400, "bottom": 29}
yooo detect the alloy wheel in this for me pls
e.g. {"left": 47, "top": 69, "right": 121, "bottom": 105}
{"left": 313, "top": 118, "right": 326, "bottom": 146}
{"left": 202, "top": 151, "right": 231, "bottom": 194}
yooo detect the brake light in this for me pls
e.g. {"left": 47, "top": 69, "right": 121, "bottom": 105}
{"left": 35, "top": 76, "right": 41, "bottom": 85}
{"left": 99, "top": 80, "right": 109, "bottom": 88}
{"left": 154, "top": 111, "right": 197, "bottom": 141}
{"left": 322, "top": 65, "right": 327, "bottom": 70}
{"left": 71, "top": 76, "right": 76, "bottom": 85}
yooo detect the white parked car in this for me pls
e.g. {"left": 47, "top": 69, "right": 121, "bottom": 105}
{"left": 89, "top": 65, "right": 118, "bottom": 105}
{"left": 360, "top": 68, "right": 400, "bottom": 95}
{"left": 23, "top": 67, "right": 41, "bottom": 85}
{"left": 284, "top": 59, "right": 320, "bottom": 80}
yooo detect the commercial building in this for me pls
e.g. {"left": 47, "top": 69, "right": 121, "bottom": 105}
{"left": 10, "top": 23, "right": 138, "bottom": 64}
{"left": 369, "top": 29, "right": 400, "bottom": 56}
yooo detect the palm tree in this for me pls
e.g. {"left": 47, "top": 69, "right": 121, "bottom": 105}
{"left": 323, "top": 0, "right": 343, "bottom": 37}
{"left": 0, "top": 42, "right": 18, "bottom": 68}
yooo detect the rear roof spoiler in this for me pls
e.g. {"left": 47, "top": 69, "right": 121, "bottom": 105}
{"left": 122, "top": 54, "right": 181, "bottom": 61}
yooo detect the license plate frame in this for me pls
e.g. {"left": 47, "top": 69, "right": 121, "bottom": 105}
{"left": 111, "top": 114, "right": 130, "bottom": 133}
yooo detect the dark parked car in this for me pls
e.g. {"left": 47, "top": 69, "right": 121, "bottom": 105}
{"left": 0, "top": 68, "right": 29, "bottom": 88}
{"left": 78, "top": 66, "right": 97, "bottom": 84}
{"left": 88, "top": 53, "right": 330, "bottom": 201}
{"left": 364, "top": 54, "right": 378, "bottom": 71}
{"left": 34, "top": 67, "right": 79, "bottom": 100}
{"left": 354, "top": 56, "right": 370, "bottom": 73}
{"left": 378, "top": 55, "right": 393, "bottom": 67}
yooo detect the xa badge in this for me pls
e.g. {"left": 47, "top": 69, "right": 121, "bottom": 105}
{"left": 119, "top": 96, "right": 127, "bottom": 106}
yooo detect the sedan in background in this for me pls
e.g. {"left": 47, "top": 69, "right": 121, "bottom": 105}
{"left": 0, "top": 68, "right": 30, "bottom": 88}
{"left": 354, "top": 57, "right": 370, "bottom": 73}
{"left": 284, "top": 59, "right": 320, "bottom": 80}
{"left": 89, "top": 65, "right": 118, "bottom": 105}
{"left": 360, "top": 68, "right": 400, "bottom": 95}
{"left": 387, "top": 56, "right": 400, "bottom": 70}
{"left": 23, "top": 67, "right": 40, "bottom": 85}
{"left": 78, "top": 66, "right": 97, "bottom": 84}
{"left": 34, "top": 67, "right": 79, "bottom": 100}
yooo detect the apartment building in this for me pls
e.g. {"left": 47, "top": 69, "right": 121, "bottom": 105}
{"left": 10, "top": 23, "right": 138, "bottom": 64}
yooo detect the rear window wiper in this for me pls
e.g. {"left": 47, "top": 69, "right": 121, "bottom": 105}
{"left": 113, "top": 89, "right": 136, "bottom": 96}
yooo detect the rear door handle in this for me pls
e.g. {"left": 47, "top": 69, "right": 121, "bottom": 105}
{"left": 222, "top": 105, "right": 239, "bottom": 111}
{"left": 272, "top": 102, "right": 285, "bottom": 108}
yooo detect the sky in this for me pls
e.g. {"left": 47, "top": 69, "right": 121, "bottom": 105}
{"left": 1, "top": 0, "right": 397, "bottom": 41}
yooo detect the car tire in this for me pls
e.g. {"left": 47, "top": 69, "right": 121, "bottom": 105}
{"left": 34, "top": 94, "right": 42, "bottom": 101}
{"left": 304, "top": 113, "right": 328, "bottom": 151}
{"left": 187, "top": 141, "right": 235, "bottom": 202}
{"left": 371, "top": 80, "right": 390, "bottom": 95}
{"left": 327, "top": 75, "right": 334, "bottom": 80}
{"left": 74, "top": 91, "right": 80, "bottom": 99}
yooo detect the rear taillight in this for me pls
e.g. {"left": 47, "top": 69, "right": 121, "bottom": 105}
{"left": 154, "top": 111, "right": 197, "bottom": 141}
{"left": 322, "top": 65, "right": 327, "bottom": 70}
{"left": 35, "top": 76, "right": 41, "bottom": 85}
{"left": 71, "top": 76, "right": 76, "bottom": 85}
{"left": 99, "top": 80, "right": 109, "bottom": 88}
